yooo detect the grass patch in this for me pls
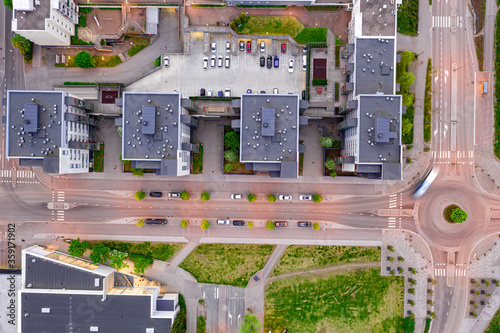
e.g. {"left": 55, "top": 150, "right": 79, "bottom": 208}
{"left": 424, "top": 58, "right": 432, "bottom": 142}
{"left": 265, "top": 268, "right": 404, "bottom": 333}
{"left": 335, "top": 82, "right": 340, "bottom": 101}
{"left": 294, "top": 27, "right": 327, "bottom": 44}
{"left": 471, "top": 0, "right": 486, "bottom": 33}
{"left": 272, "top": 245, "right": 381, "bottom": 277}
{"left": 96, "top": 241, "right": 184, "bottom": 262}
{"left": 197, "top": 316, "right": 207, "bottom": 333}
{"left": 192, "top": 144, "right": 203, "bottom": 174}
{"left": 127, "top": 37, "right": 150, "bottom": 57}
{"left": 335, "top": 45, "right": 340, "bottom": 67}
{"left": 397, "top": 0, "right": 419, "bottom": 36}
{"left": 236, "top": 16, "right": 304, "bottom": 37}
{"left": 312, "top": 78, "right": 328, "bottom": 86}
{"left": 93, "top": 143, "right": 104, "bottom": 172}
{"left": 224, "top": 126, "right": 254, "bottom": 174}
{"left": 180, "top": 244, "right": 275, "bottom": 287}
{"left": 95, "top": 55, "right": 122, "bottom": 67}
{"left": 443, "top": 204, "right": 459, "bottom": 223}
{"left": 474, "top": 35, "right": 484, "bottom": 71}
{"left": 424, "top": 318, "right": 432, "bottom": 333}
{"left": 485, "top": 307, "right": 500, "bottom": 332}
{"left": 494, "top": 11, "right": 500, "bottom": 156}
{"left": 304, "top": 5, "right": 341, "bottom": 11}
{"left": 299, "top": 154, "right": 304, "bottom": 176}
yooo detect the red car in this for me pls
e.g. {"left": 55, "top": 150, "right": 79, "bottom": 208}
{"left": 246, "top": 41, "right": 251, "bottom": 53}
{"left": 281, "top": 43, "right": 286, "bottom": 53}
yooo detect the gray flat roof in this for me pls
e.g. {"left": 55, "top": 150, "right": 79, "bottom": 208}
{"left": 21, "top": 293, "right": 172, "bottom": 333}
{"left": 360, "top": 0, "right": 396, "bottom": 37}
{"left": 7, "top": 90, "right": 64, "bottom": 158}
{"left": 355, "top": 38, "right": 395, "bottom": 95}
{"left": 358, "top": 95, "right": 401, "bottom": 179}
{"left": 25, "top": 254, "right": 104, "bottom": 291}
{"left": 122, "top": 92, "right": 180, "bottom": 161}
{"left": 14, "top": 1, "right": 50, "bottom": 31}
{"left": 240, "top": 94, "right": 299, "bottom": 165}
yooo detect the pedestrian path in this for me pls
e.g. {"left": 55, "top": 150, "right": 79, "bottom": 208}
{"left": 1, "top": 169, "right": 39, "bottom": 184}
{"left": 51, "top": 190, "right": 65, "bottom": 221}
{"left": 387, "top": 193, "right": 403, "bottom": 228}
{"left": 432, "top": 15, "right": 463, "bottom": 28}
{"left": 432, "top": 150, "right": 473, "bottom": 165}
{"left": 435, "top": 262, "right": 446, "bottom": 276}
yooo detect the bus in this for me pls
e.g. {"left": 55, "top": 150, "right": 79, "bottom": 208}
{"left": 412, "top": 166, "right": 440, "bottom": 199}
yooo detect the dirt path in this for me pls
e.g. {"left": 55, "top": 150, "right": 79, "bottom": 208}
{"left": 267, "top": 261, "right": 380, "bottom": 282}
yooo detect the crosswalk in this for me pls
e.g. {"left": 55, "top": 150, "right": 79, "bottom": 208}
{"left": 387, "top": 193, "right": 403, "bottom": 228}
{"left": 434, "top": 263, "right": 467, "bottom": 277}
{"left": 1, "top": 169, "right": 39, "bottom": 184}
{"left": 52, "top": 190, "right": 66, "bottom": 221}
{"left": 432, "top": 150, "right": 474, "bottom": 165}
{"left": 432, "top": 15, "right": 463, "bottom": 28}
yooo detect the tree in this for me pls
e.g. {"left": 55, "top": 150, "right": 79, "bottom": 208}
{"left": 402, "top": 118, "right": 413, "bottom": 138}
{"left": 247, "top": 193, "right": 257, "bottom": 202}
{"left": 319, "top": 137, "right": 334, "bottom": 148}
{"left": 201, "top": 191, "right": 210, "bottom": 201}
{"left": 100, "top": 38, "right": 106, "bottom": 46}
{"left": 325, "top": 158, "right": 336, "bottom": 171}
{"left": 388, "top": 256, "right": 395, "bottom": 263}
{"left": 330, "top": 171, "right": 337, "bottom": 178}
{"left": 267, "top": 194, "right": 276, "bottom": 202}
{"left": 89, "top": 243, "right": 111, "bottom": 264}
{"left": 266, "top": 220, "right": 275, "bottom": 230}
{"left": 410, "top": 268, "right": 417, "bottom": 274}
{"left": 154, "top": 55, "right": 161, "bottom": 67}
{"left": 109, "top": 250, "right": 129, "bottom": 269}
{"left": 129, "top": 253, "right": 153, "bottom": 275}
{"left": 224, "top": 164, "right": 233, "bottom": 172}
{"left": 312, "top": 222, "right": 320, "bottom": 231}
{"left": 312, "top": 194, "right": 323, "bottom": 203}
{"left": 429, "top": 312, "right": 437, "bottom": 319}
{"left": 239, "top": 313, "right": 261, "bottom": 333}
{"left": 136, "top": 218, "right": 145, "bottom": 228}
{"left": 11, "top": 34, "right": 33, "bottom": 61}
{"left": 398, "top": 71, "right": 415, "bottom": 92}
{"left": 132, "top": 168, "right": 144, "bottom": 177}
{"left": 180, "top": 191, "right": 190, "bottom": 200}
{"left": 180, "top": 219, "right": 189, "bottom": 227}
{"left": 74, "top": 51, "right": 96, "bottom": 69}
{"left": 404, "top": 316, "right": 415, "bottom": 333}
{"left": 408, "top": 288, "right": 415, "bottom": 295}
{"left": 248, "top": 221, "right": 254, "bottom": 229}
{"left": 239, "top": 12, "right": 248, "bottom": 23}
{"left": 171, "top": 308, "right": 187, "bottom": 333}
{"left": 4, "top": 0, "right": 13, "bottom": 9}
{"left": 234, "top": 17, "right": 241, "bottom": 26}
{"left": 387, "top": 245, "right": 395, "bottom": 252}
{"left": 224, "top": 130, "right": 240, "bottom": 151}
{"left": 68, "top": 237, "right": 91, "bottom": 257}
{"left": 201, "top": 219, "right": 210, "bottom": 229}
{"left": 230, "top": 21, "right": 237, "bottom": 31}
{"left": 398, "top": 256, "right": 405, "bottom": 262}
{"left": 224, "top": 150, "right": 238, "bottom": 162}
{"left": 451, "top": 208, "right": 468, "bottom": 223}
{"left": 117, "top": 126, "right": 123, "bottom": 137}
{"left": 134, "top": 190, "right": 145, "bottom": 201}
{"left": 408, "top": 300, "right": 415, "bottom": 306}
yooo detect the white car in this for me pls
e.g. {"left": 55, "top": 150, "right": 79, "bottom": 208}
{"left": 288, "top": 59, "right": 294, "bottom": 73}
{"left": 211, "top": 42, "right": 216, "bottom": 52}
{"left": 207, "top": 89, "right": 213, "bottom": 96}
{"left": 217, "top": 219, "right": 230, "bottom": 225}
{"left": 203, "top": 57, "right": 208, "bottom": 70}
{"left": 217, "top": 55, "right": 223, "bottom": 67}
{"left": 210, "top": 55, "right": 216, "bottom": 68}
{"left": 260, "top": 41, "right": 265, "bottom": 52}
{"left": 226, "top": 42, "right": 231, "bottom": 52}
{"left": 279, "top": 195, "right": 292, "bottom": 200}
{"left": 164, "top": 56, "right": 169, "bottom": 67}
{"left": 224, "top": 89, "right": 231, "bottom": 97}
{"left": 225, "top": 56, "right": 230, "bottom": 68}
{"left": 273, "top": 88, "right": 279, "bottom": 94}
{"left": 231, "top": 193, "right": 242, "bottom": 199}
{"left": 299, "top": 194, "right": 312, "bottom": 201}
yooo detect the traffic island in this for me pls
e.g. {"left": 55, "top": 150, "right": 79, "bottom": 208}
{"left": 443, "top": 205, "right": 468, "bottom": 223}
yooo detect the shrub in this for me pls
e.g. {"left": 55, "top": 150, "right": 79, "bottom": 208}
{"left": 224, "top": 150, "right": 238, "bottom": 162}
{"left": 201, "top": 219, "right": 210, "bottom": 229}
{"left": 180, "top": 220, "right": 189, "bottom": 227}
{"left": 4, "top": 0, "right": 13, "bottom": 9}
{"left": 89, "top": 243, "right": 111, "bottom": 264}
{"left": 424, "top": 146, "right": 431, "bottom": 152}
{"left": 132, "top": 168, "right": 144, "bottom": 177}
{"left": 180, "top": 191, "right": 190, "bottom": 200}
{"left": 68, "top": 238, "right": 91, "bottom": 257}
{"left": 312, "top": 78, "right": 328, "bottom": 86}
{"left": 201, "top": 191, "right": 210, "bottom": 201}
{"left": 240, "top": 12, "right": 248, "bottom": 22}
{"left": 234, "top": 17, "right": 241, "bottom": 26}
{"left": 267, "top": 194, "right": 276, "bottom": 202}
{"left": 154, "top": 56, "right": 161, "bottom": 67}
{"left": 330, "top": 171, "right": 337, "bottom": 178}
{"left": 136, "top": 218, "right": 145, "bottom": 228}
{"left": 129, "top": 253, "right": 153, "bottom": 275}
{"left": 224, "top": 164, "right": 233, "bottom": 172}
{"left": 230, "top": 21, "right": 237, "bottom": 30}
{"left": 248, "top": 221, "right": 254, "bottom": 229}
{"left": 134, "top": 190, "right": 146, "bottom": 201}
{"left": 247, "top": 193, "right": 257, "bottom": 202}
{"left": 325, "top": 158, "right": 336, "bottom": 171}
{"left": 266, "top": 220, "right": 275, "bottom": 230}
{"left": 11, "top": 34, "right": 33, "bottom": 62}
{"left": 100, "top": 39, "right": 106, "bottom": 46}
{"left": 312, "top": 194, "right": 323, "bottom": 203}
{"left": 312, "top": 223, "right": 320, "bottom": 231}
{"left": 224, "top": 130, "right": 240, "bottom": 151}
{"left": 74, "top": 51, "right": 96, "bottom": 69}
{"left": 319, "top": 137, "right": 334, "bottom": 148}
{"left": 451, "top": 208, "right": 468, "bottom": 223}
{"left": 109, "top": 250, "right": 129, "bottom": 269}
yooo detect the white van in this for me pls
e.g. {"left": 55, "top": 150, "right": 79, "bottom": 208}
{"left": 302, "top": 55, "right": 307, "bottom": 71}
{"left": 217, "top": 219, "right": 230, "bottom": 225}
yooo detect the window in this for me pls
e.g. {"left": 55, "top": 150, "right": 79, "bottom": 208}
{"left": 62, "top": 150, "right": 68, "bottom": 155}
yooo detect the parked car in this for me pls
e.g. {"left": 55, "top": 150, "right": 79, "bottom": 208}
{"left": 274, "top": 56, "right": 279, "bottom": 68}
{"left": 231, "top": 193, "right": 242, "bottom": 199}
{"left": 146, "top": 219, "right": 167, "bottom": 225}
{"left": 260, "top": 41, "right": 265, "bottom": 52}
{"left": 303, "top": 46, "right": 307, "bottom": 53}
{"left": 224, "top": 89, "right": 231, "bottom": 97}
{"left": 239, "top": 41, "right": 245, "bottom": 52}
{"left": 267, "top": 55, "right": 272, "bottom": 69}
{"left": 299, "top": 194, "right": 312, "bottom": 201}
{"left": 302, "top": 55, "right": 307, "bottom": 71}
{"left": 211, "top": 42, "right": 216, "bottom": 52}
{"left": 168, "top": 192, "right": 181, "bottom": 198}
{"left": 288, "top": 59, "right": 294, "bottom": 73}
{"left": 210, "top": 55, "right": 216, "bottom": 68}
{"left": 225, "top": 56, "right": 230, "bottom": 68}
{"left": 218, "top": 90, "right": 223, "bottom": 97}
{"left": 302, "top": 90, "right": 306, "bottom": 100}
{"left": 164, "top": 56, "right": 169, "bottom": 67}
{"left": 150, "top": 192, "right": 162, "bottom": 197}
{"left": 260, "top": 91, "right": 266, "bottom": 94}
{"left": 217, "top": 55, "right": 223, "bottom": 67}
{"left": 217, "top": 219, "right": 230, "bottom": 225}
{"left": 207, "top": 89, "right": 213, "bottom": 97}
{"left": 200, "top": 88, "right": 206, "bottom": 96}
{"left": 275, "top": 221, "right": 288, "bottom": 227}
{"left": 281, "top": 43, "right": 287, "bottom": 53}
{"left": 226, "top": 41, "right": 231, "bottom": 52}
{"left": 246, "top": 40, "right": 251, "bottom": 53}
{"left": 273, "top": 88, "right": 279, "bottom": 94}
{"left": 203, "top": 57, "right": 208, "bottom": 70}
{"left": 247, "top": 89, "right": 252, "bottom": 94}
{"left": 233, "top": 220, "right": 245, "bottom": 226}
{"left": 260, "top": 56, "right": 265, "bottom": 67}
{"left": 298, "top": 221, "right": 312, "bottom": 227}
{"left": 278, "top": 195, "right": 292, "bottom": 200}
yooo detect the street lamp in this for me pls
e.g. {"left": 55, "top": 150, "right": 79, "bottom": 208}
{"left": 453, "top": 64, "right": 467, "bottom": 71}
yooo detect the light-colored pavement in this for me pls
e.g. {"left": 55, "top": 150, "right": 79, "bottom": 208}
{"left": 482, "top": 0, "right": 498, "bottom": 72}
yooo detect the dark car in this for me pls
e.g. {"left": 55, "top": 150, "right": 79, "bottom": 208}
{"left": 150, "top": 192, "right": 162, "bottom": 197}
{"left": 233, "top": 220, "right": 245, "bottom": 226}
{"left": 146, "top": 218, "right": 167, "bottom": 225}
{"left": 200, "top": 88, "right": 206, "bottom": 96}
{"left": 246, "top": 41, "right": 251, "bottom": 53}
{"left": 274, "top": 56, "right": 279, "bottom": 68}
{"left": 298, "top": 221, "right": 312, "bottom": 227}
{"left": 275, "top": 221, "right": 288, "bottom": 227}
{"left": 260, "top": 56, "right": 265, "bottom": 67}
{"left": 260, "top": 90, "right": 266, "bottom": 94}
{"left": 281, "top": 43, "right": 286, "bottom": 53}
{"left": 267, "top": 55, "right": 272, "bottom": 69}
{"left": 246, "top": 89, "right": 252, "bottom": 94}
{"left": 302, "top": 90, "right": 306, "bottom": 100}
{"left": 168, "top": 192, "right": 181, "bottom": 198}
{"left": 239, "top": 41, "right": 245, "bottom": 52}
{"left": 218, "top": 90, "right": 223, "bottom": 97}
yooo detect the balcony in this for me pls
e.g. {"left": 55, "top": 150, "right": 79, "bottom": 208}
{"left": 337, "top": 117, "right": 357, "bottom": 131}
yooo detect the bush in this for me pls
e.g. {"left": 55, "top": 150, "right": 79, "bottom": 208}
{"left": 201, "top": 191, "right": 210, "bottom": 201}
{"left": 136, "top": 218, "right": 145, "bottom": 228}
{"left": 319, "top": 137, "right": 334, "bottom": 148}
{"left": 404, "top": 316, "right": 415, "bottom": 333}
{"left": 224, "top": 149, "right": 238, "bottom": 162}
{"left": 132, "top": 168, "right": 144, "bottom": 177}
{"left": 74, "top": 51, "right": 96, "bottom": 69}
{"left": 268, "top": 194, "right": 276, "bottom": 202}
{"left": 4, "top": 0, "right": 13, "bottom": 9}
{"left": 109, "top": 250, "right": 129, "bottom": 269}
{"left": 247, "top": 193, "right": 257, "bottom": 202}
{"left": 201, "top": 219, "right": 210, "bottom": 229}
{"left": 224, "top": 130, "right": 240, "bottom": 151}
{"left": 134, "top": 190, "right": 145, "bottom": 201}
{"left": 312, "top": 223, "right": 320, "bottom": 231}
{"left": 230, "top": 21, "right": 237, "bottom": 30}
{"left": 224, "top": 164, "right": 234, "bottom": 172}
{"left": 424, "top": 146, "right": 431, "bottom": 152}
{"left": 239, "top": 313, "right": 261, "bottom": 333}
{"left": 180, "top": 191, "right": 190, "bottom": 200}
{"left": 248, "top": 222, "right": 254, "bottom": 229}
{"left": 154, "top": 55, "right": 161, "bottom": 67}
{"left": 129, "top": 253, "right": 153, "bottom": 275}
{"left": 100, "top": 39, "right": 106, "bottom": 46}
{"left": 330, "top": 171, "right": 337, "bottom": 178}
{"left": 325, "top": 158, "right": 336, "bottom": 171}
{"left": 312, "top": 78, "right": 328, "bottom": 86}
{"left": 89, "top": 243, "right": 111, "bottom": 264}
{"left": 181, "top": 219, "right": 189, "bottom": 227}
{"left": 266, "top": 220, "right": 275, "bottom": 230}
{"left": 11, "top": 34, "right": 33, "bottom": 62}
{"left": 451, "top": 208, "right": 468, "bottom": 223}
{"left": 68, "top": 238, "right": 91, "bottom": 257}
{"left": 240, "top": 12, "right": 248, "bottom": 22}
{"left": 312, "top": 194, "right": 323, "bottom": 203}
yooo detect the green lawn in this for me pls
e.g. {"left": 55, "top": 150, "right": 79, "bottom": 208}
{"left": 294, "top": 27, "right": 327, "bottom": 44}
{"left": 96, "top": 241, "right": 184, "bottom": 262}
{"left": 397, "top": 0, "right": 419, "bottom": 36}
{"left": 272, "top": 245, "right": 381, "bottom": 276}
{"left": 127, "top": 37, "right": 151, "bottom": 57}
{"left": 180, "top": 244, "right": 275, "bottom": 287}
{"left": 56, "top": 55, "right": 121, "bottom": 68}
{"left": 197, "top": 316, "right": 206, "bottom": 333}
{"left": 304, "top": 5, "right": 341, "bottom": 11}
{"left": 192, "top": 144, "right": 203, "bottom": 174}
{"left": 236, "top": 16, "right": 304, "bottom": 37}
{"left": 485, "top": 307, "right": 500, "bottom": 332}
{"left": 424, "top": 58, "right": 432, "bottom": 142}
{"left": 93, "top": 143, "right": 104, "bottom": 172}
{"left": 265, "top": 268, "right": 404, "bottom": 333}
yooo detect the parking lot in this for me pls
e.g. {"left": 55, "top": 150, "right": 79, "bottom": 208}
{"left": 127, "top": 32, "right": 306, "bottom": 97}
